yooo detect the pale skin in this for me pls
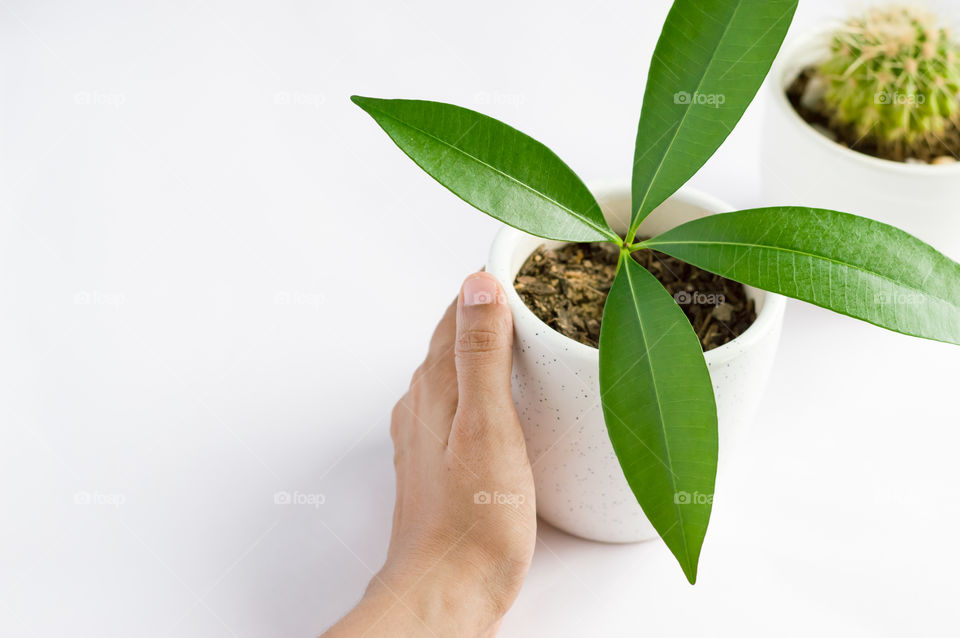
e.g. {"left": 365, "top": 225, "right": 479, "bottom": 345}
{"left": 322, "top": 272, "right": 537, "bottom": 638}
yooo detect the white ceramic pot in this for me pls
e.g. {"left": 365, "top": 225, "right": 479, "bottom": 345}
{"left": 487, "top": 184, "right": 786, "bottom": 543}
{"left": 761, "top": 28, "right": 960, "bottom": 261}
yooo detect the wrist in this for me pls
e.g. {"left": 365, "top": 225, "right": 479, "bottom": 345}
{"left": 363, "top": 556, "right": 506, "bottom": 637}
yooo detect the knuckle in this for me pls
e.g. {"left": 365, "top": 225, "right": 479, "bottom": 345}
{"left": 408, "top": 364, "right": 427, "bottom": 389}
{"left": 455, "top": 328, "right": 508, "bottom": 357}
{"left": 409, "top": 356, "right": 455, "bottom": 393}
{"left": 428, "top": 329, "right": 455, "bottom": 359}
{"left": 390, "top": 397, "right": 409, "bottom": 440}
{"left": 431, "top": 376, "right": 458, "bottom": 409}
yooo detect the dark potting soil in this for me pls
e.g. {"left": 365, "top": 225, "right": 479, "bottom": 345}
{"left": 514, "top": 241, "right": 757, "bottom": 352}
{"left": 786, "top": 67, "right": 960, "bottom": 164}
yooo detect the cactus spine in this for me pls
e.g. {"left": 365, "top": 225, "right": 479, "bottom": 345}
{"left": 815, "top": 5, "right": 960, "bottom": 159}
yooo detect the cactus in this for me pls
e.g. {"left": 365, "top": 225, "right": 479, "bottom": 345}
{"left": 814, "top": 5, "right": 960, "bottom": 158}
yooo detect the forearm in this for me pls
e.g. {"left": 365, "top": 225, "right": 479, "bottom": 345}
{"left": 322, "top": 567, "right": 501, "bottom": 638}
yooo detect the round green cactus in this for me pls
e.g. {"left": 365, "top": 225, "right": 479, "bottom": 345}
{"left": 816, "top": 5, "right": 960, "bottom": 155}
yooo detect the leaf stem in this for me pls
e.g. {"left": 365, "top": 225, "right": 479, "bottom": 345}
{"left": 617, "top": 244, "right": 631, "bottom": 269}
{"left": 625, "top": 213, "right": 645, "bottom": 248}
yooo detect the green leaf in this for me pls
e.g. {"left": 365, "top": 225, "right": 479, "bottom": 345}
{"left": 351, "top": 96, "right": 618, "bottom": 243}
{"left": 629, "top": 0, "right": 798, "bottom": 236}
{"left": 599, "top": 257, "right": 718, "bottom": 584}
{"left": 643, "top": 207, "right": 960, "bottom": 345}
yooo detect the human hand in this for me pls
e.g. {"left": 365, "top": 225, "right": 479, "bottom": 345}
{"left": 323, "top": 272, "right": 536, "bottom": 638}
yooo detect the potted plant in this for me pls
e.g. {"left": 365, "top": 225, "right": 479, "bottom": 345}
{"left": 353, "top": 0, "right": 960, "bottom": 584}
{"left": 486, "top": 183, "right": 788, "bottom": 550}
{"left": 762, "top": 4, "right": 960, "bottom": 259}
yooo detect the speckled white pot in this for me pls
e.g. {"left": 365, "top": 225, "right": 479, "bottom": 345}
{"left": 761, "top": 28, "right": 960, "bottom": 260}
{"left": 487, "top": 184, "right": 786, "bottom": 543}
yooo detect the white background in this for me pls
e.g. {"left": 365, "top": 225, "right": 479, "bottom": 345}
{"left": 2, "top": 0, "right": 959, "bottom": 636}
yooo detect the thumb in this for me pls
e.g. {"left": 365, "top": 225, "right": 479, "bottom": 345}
{"left": 453, "top": 272, "right": 514, "bottom": 418}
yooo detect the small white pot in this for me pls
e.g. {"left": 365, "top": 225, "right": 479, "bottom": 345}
{"left": 487, "top": 184, "right": 786, "bottom": 543}
{"left": 761, "top": 28, "right": 960, "bottom": 260}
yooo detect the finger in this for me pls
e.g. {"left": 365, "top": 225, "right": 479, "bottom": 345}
{"left": 450, "top": 273, "right": 515, "bottom": 434}
{"left": 426, "top": 297, "right": 457, "bottom": 362}
{"left": 414, "top": 297, "right": 458, "bottom": 408}
{"left": 401, "top": 297, "right": 459, "bottom": 449}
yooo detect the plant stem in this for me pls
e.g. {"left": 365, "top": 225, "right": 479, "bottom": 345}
{"left": 624, "top": 219, "right": 641, "bottom": 249}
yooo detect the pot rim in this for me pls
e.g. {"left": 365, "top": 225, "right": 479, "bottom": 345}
{"left": 487, "top": 183, "right": 788, "bottom": 366}
{"left": 768, "top": 25, "right": 960, "bottom": 176}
